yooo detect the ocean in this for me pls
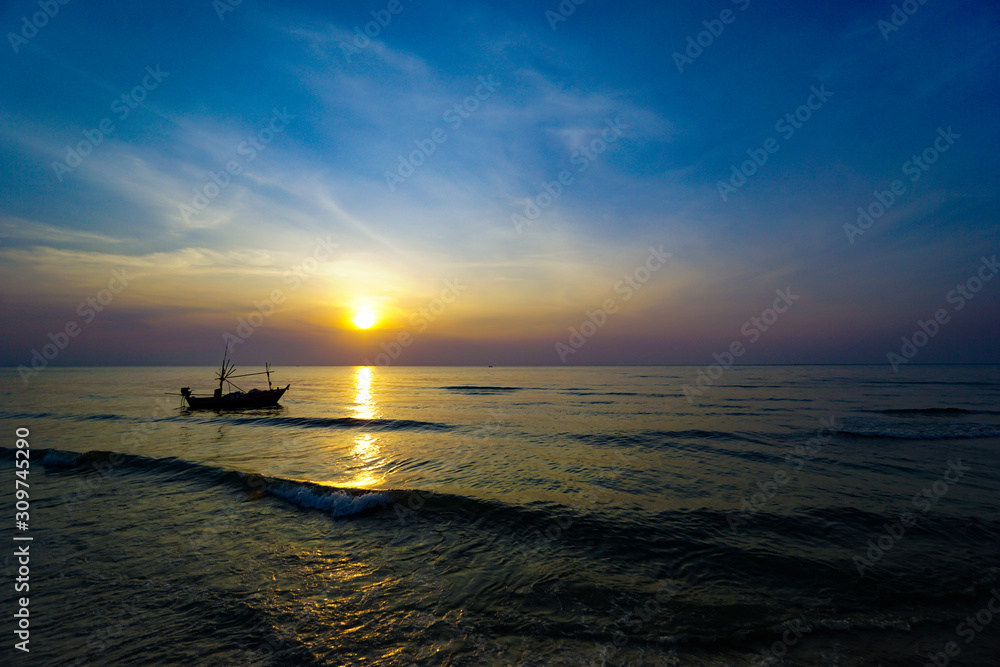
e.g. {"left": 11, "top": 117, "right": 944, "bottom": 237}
{"left": 2, "top": 365, "right": 1000, "bottom": 666}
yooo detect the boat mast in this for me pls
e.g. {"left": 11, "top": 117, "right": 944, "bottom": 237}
{"left": 217, "top": 346, "right": 238, "bottom": 394}
{"left": 219, "top": 347, "right": 227, "bottom": 393}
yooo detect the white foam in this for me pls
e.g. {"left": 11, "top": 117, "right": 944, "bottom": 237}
{"left": 769, "top": 614, "right": 910, "bottom": 634}
{"left": 267, "top": 482, "right": 391, "bottom": 517}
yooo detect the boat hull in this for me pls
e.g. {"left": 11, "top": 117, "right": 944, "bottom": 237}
{"left": 183, "top": 385, "right": 289, "bottom": 410}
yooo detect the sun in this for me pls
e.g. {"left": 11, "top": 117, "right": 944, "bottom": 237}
{"left": 352, "top": 310, "right": 377, "bottom": 329}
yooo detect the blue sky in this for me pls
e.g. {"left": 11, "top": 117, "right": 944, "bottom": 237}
{"left": 1, "top": 0, "right": 998, "bottom": 367}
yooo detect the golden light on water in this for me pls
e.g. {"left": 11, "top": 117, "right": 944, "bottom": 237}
{"left": 345, "top": 366, "right": 383, "bottom": 488}
{"left": 353, "top": 366, "right": 376, "bottom": 419}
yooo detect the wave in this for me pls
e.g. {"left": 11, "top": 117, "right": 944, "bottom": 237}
{"left": 440, "top": 385, "right": 523, "bottom": 393}
{"left": 0, "top": 445, "right": 750, "bottom": 547}
{"left": 862, "top": 379, "right": 998, "bottom": 387}
{"left": 836, "top": 417, "right": 1000, "bottom": 439}
{"left": 0, "top": 409, "right": 453, "bottom": 433}
{"left": 0, "top": 411, "right": 58, "bottom": 420}
{"left": 871, "top": 407, "right": 1000, "bottom": 416}
{"left": 572, "top": 428, "right": 775, "bottom": 449}
{"left": 798, "top": 615, "right": 912, "bottom": 632}
{"left": 561, "top": 390, "right": 672, "bottom": 398}
{"left": 222, "top": 415, "right": 453, "bottom": 431}
{"left": 16, "top": 446, "right": 551, "bottom": 524}
{"left": 262, "top": 478, "right": 392, "bottom": 516}
{"left": 40, "top": 449, "right": 85, "bottom": 467}
{"left": 0, "top": 410, "right": 131, "bottom": 423}
{"left": 4, "top": 444, "right": 506, "bottom": 522}
{"left": 20, "top": 447, "right": 393, "bottom": 518}
{"left": 8, "top": 444, "right": 1000, "bottom": 638}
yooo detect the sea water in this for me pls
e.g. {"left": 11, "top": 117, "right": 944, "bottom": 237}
{"left": 2, "top": 365, "right": 999, "bottom": 665}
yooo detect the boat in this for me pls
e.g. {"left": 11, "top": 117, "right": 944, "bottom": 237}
{"left": 180, "top": 352, "right": 289, "bottom": 410}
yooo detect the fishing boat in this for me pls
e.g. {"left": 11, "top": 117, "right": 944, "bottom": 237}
{"left": 180, "top": 352, "right": 289, "bottom": 410}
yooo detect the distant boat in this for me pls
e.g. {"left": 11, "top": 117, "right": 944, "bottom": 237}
{"left": 180, "top": 352, "right": 289, "bottom": 410}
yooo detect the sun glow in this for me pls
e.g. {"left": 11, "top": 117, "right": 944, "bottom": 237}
{"left": 352, "top": 310, "right": 377, "bottom": 329}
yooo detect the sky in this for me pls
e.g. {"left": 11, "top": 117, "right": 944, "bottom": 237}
{"left": 1, "top": 0, "right": 998, "bottom": 368}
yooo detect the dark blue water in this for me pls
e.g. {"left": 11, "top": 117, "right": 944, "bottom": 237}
{"left": 2, "top": 365, "right": 1000, "bottom": 665}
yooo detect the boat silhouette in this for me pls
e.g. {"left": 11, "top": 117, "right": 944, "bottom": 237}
{"left": 180, "top": 351, "right": 288, "bottom": 410}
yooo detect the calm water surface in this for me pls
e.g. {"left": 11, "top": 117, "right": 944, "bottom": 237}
{"left": 2, "top": 365, "right": 1000, "bottom": 665}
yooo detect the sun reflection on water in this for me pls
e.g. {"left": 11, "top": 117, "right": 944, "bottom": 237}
{"left": 344, "top": 366, "right": 384, "bottom": 488}
{"left": 353, "top": 366, "right": 377, "bottom": 420}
